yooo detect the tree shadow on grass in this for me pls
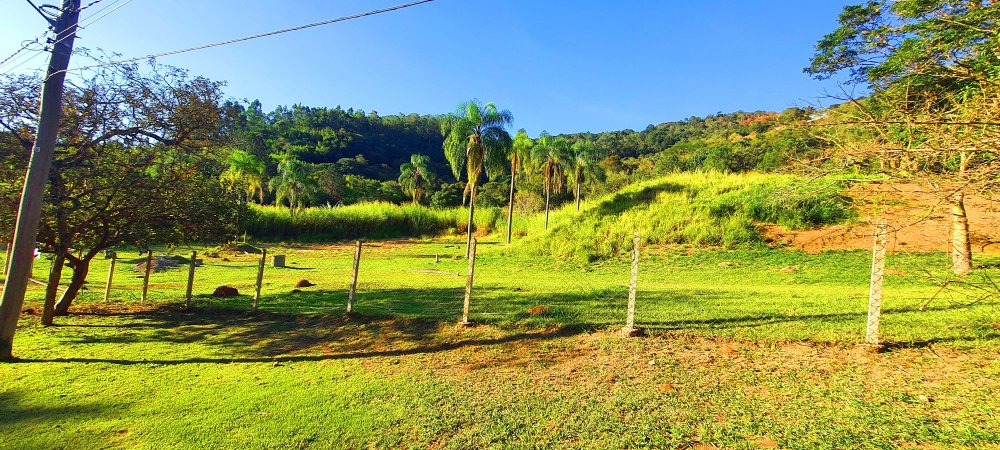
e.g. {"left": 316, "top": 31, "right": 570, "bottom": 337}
{"left": 0, "top": 390, "right": 116, "bottom": 427}
{"left": 24, "top": 286, "right": 1000, "bottom": 364}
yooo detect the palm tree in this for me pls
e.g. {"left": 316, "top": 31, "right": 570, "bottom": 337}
{"left": 220, "top": 149, "right": 268, "bottom": 203}
{"left": 269, "top": 152, "right": 317, "bottom": 216}
{"left": 569, "top": 140, "right": 605, "bottom": 211}
{"left": 398, "top": 153, "right": 435, "bottom": 205}
{"left": 530, "top": 133, "right": 570, "bottom": 229}
{"left": 442, "top": 100, "right": 513, "bottom": 253}
{"left": 506, "top": 130, "right": 534, "bottom": 243}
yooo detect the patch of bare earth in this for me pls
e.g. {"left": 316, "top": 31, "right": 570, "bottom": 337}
{"left": 763, "top": 182, "right": 1000, "bottom": 253}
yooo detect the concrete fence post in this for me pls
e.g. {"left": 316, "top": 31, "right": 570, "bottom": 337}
{"left": 866, "top": 220, "right": 888, "bottom": 348}
{"left": 459, "top": 238, "right": 478, "bottom": 326}
{"left": 103, "top": 252, "right": 116, "bottom": 302}
{"left": 253, "top": 248, "right": 266, "bottom": 311}
{"left": 185, "top": 251, "right": 197, "bottom": 310}
{"left": 140, "top": 250, "right": 152, "bottom": 302}
{"left": 347, "top": 241, "right": 362, "bottom": 314}
{"left": 622, "top": 233, "right": 644, "bottom": 337}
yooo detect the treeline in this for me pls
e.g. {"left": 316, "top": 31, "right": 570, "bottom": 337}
{"left": 220, "top": 101, "right": 822, "bottom": 211}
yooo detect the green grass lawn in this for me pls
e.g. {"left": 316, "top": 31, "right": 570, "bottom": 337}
{"left": 3, "top": 242, "right": 999, "bottom": 449}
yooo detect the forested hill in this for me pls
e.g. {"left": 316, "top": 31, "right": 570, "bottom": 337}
{"left": 223, "top": 100, "right": 451, "bottom": 181}
{"left": 223, "top": 99, "right": 817, "bottom": 183}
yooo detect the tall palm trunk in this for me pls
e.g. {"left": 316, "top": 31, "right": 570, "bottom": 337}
{"left": 575, "top": 172, "right": 582, "bottom": 212}
{"left": 42, "top": 252, "right": 65, "bottom": 326}
{"left": 506, "top": 172, "right": 516, "bottom": 244}
{"left": 951, "top": 191, "right": 972, "bottom": 275}
{"left": 544, "top": 186, "right": 551, "bottom": 229}
{"left": 54, "top": 256, "right": 90, "bottom": 316}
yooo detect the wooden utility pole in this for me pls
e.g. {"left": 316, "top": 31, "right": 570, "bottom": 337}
{"left": 0, "top": 0, "right": 81, "bottom": 361}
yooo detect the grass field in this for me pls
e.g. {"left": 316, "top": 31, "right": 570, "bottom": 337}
{"left": 3, "top": 241, "right": 999, "bottom": 449}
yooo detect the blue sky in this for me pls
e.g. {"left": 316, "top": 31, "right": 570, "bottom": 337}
{"left": 0, "top": 0, "right": 853, "bottom": 135}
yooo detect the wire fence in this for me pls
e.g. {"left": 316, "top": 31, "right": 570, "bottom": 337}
{"left": 3, "top": 226, "right": 998, "bottom": 346}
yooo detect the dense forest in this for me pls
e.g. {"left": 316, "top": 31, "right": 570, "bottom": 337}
{"left": 220, "top": 100, "right": 821, "bottom": 210}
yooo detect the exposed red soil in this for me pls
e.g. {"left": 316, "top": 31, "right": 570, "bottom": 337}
{"left": 763, "top": 183, "right": 1000, "bottom": 253}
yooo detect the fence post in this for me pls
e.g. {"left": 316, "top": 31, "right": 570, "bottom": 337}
{"left": 622, "top": 233, "right": 644, "bottom": 337}
{"left": 140, "top": 250, "right": 152, "bottom": 302}
{"left": 103, "top": 252, "right": 116, "bottom": 302}
{"left": 459, "top": 238, "right": 477, "bottom": 326}
{"left": 185, "top": 250, "right": 197, "bottom": 310}
{"left": 253, "top": 247, "right": 266, "bottom": 311}
{"left": 866, "top": 221, "right": 888, "bottom": 349}
{"left": 347, "top": 241, "right": 362, "bottom": 314}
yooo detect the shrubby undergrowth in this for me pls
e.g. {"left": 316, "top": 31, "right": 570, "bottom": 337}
{"left": 246, "top": 173, "right": 852, "bottom": 258}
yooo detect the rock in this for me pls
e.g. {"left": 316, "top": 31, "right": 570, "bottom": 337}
{"left": 212, "top": 286, "right": 240, "bottom": 298}
{"left": 271, "top": 255, "right": 286, "bottom": 268}
{"left": 294, "top": 279, "right": 315, "bottom": 288}
{"left": 135, "top": 255, "right": 185, "bottom": 273}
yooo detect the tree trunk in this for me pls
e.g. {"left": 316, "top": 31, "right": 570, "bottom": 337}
{"left": 506, "top": 173, "right": 516, "bottom": 244}
{"left": 54, "top": 256, "right": 90, "bottom": 316}
{"left": 544, "top": 187, "right": 551, "bottom": 230}
{"left": 951, "top": 191, "right": 973, "bottom": 275}
{"left": 575, "top": 178, "right": 581, "bottom": 212}
{"left": 41, "top": 252, "right": 66, "bottom": 326}
{"left": 466, "top": 185, "right": 476, "bottom": 257}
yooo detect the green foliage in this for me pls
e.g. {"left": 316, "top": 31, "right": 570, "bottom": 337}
{"left": 398, "top": 153, "right": 436, "bottom": 204}
{"left": 269, "top": 153, "right": 318, "bottom": 214}
{"left": 220, "top": 149, "right": 268, "bottom": 203}
{"left": 441, "top": 100, "right": 514, "bottom": 200}
{"left": 511, "top": 172, "right": 853, "bottom": 262}
{"left": 246, "top": 203, "right": 503, "bottom": 241}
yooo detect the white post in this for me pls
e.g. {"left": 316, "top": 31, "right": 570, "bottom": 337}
{"left": 140, "top": 250, "right": 152, "bottom": 302}
{"left": 102, "top": 252, "right": 116, "bottom": 303}
{"left": 185, "top": 251, "right": 197, "bottom": 310}
{"left": 866, "top": 221, "right": 888, "bottom": 348}
{"left": 347, "top": 241, "right": 362, "bottom": 314}
{"left": 253, "top": 248, "right": 266, "bottom": 311}
{"left": 622, "top": 233, "right": 643, "bottom": 337}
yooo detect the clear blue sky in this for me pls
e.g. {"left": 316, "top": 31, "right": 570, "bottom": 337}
{"left": 0, "top": 0, "right": 853, "bottom": 135}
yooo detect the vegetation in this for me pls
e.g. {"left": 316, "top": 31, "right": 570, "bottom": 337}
{"left": 397, "top": 154, "right": 435, "bottom": 205}
{"left": 512, "top": 172, "right": 852, "bottom": 262}
{"left": 3, "top": 242, "right": 999, "bottom": 448}
{"left": 441, "top": 100, "right": 514, "bottom": 249}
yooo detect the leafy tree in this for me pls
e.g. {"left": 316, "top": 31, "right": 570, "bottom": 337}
{"left": 441, "top": 100, "right": 513, "bottom": 251}
{"left": 343, "top": 175, "right": 382, "bottom": 204}
{"left": 569, "top": 140, "right": 605, "bottom": 211}
{"left": 269, "top": 153, "right": 317, "bottom": 214}
{"left": 807, "top": 0, "right": 1000, "bottom": 274}
{"left": 530, "top": 133, "right": 571, "bottom": 228}
{"left": 220, "top": 149, "right": 268, "bottom": 203}
{"left": 398, "top": 153, "right": 436, "bottom": 204}
{"left": 506, "top": 130, "right": 534, "bottom": 242}
{"left": 0, "top": 62, "right": 244, "bottom": 321}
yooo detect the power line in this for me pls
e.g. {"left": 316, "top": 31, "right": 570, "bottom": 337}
{"left": 66, "top": 0, "right": 436, "bottom": 74}
{"left": 0, "top": 30, "right": 51, "bottom": 72}
{"left": 0, "top": 0, "right": 135, "bottom": 75}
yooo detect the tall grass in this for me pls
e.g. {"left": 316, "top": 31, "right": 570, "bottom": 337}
{"left": 247, "top": 202, "right": 504, "bottom": 241}
{"left": 507, "top": 172, "right": 853, "bottom": 262}
{"left": 246, "top": 173, "right": 852, "bottom": 255}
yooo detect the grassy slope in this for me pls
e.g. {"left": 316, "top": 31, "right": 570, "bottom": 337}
{"left": 4, "top": 241, "right": 1000, "bottom": 449}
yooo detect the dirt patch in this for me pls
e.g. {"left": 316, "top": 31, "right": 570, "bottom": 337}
{"left": 763, "top": 182, "right": 1000, "bottom": 253}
